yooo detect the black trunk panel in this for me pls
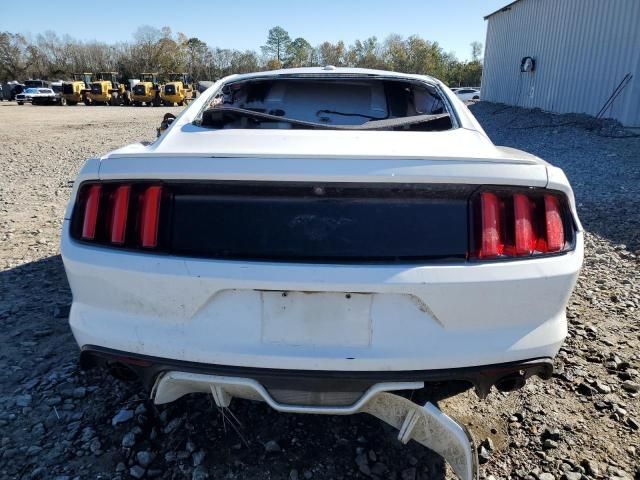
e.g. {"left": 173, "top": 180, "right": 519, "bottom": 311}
{"left": 168, "top": 182, "right": 471, "bottom": 262}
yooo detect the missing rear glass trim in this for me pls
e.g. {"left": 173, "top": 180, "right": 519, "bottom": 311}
{"left": 195, "top": 75, "right": 456, "bottom": 131}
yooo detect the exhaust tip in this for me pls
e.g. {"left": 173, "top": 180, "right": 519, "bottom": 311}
{"left": 107, "top": 362, "right": 138, "bottom": 382}
{"left": 495, "top": 373, "right": 526, "bottom": 392}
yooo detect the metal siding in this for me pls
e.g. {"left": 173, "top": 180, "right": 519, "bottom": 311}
{"left": 482, "top": 0, "right": 640, "bottom": 126}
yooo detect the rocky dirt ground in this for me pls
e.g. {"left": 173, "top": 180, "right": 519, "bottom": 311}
{"left": 0, "top": 101, "right": 638, "bottom": 480}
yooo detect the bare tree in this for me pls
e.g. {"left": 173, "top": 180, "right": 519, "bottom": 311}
{"left": 471, "top": 41, "right": 483, "bottom": 62}
{"left": 316, "top": 41, "right": 346, "bottom": 66}
{"left": 0, "top": 32, "right": 32, "bottom": 80}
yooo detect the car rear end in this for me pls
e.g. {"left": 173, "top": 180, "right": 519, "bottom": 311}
{"left": 61, "top": 70, "right": 583, "bottom": 407}
{"left": 62, "top": 165, "right": 582, "bottom": 402}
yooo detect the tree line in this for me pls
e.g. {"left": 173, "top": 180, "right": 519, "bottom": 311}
{"left": 0, "top": 26, "right": 483, "bottom": 87}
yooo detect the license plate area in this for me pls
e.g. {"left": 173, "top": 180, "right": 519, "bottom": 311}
{"left": 261, "top": 291, "right": 372, "bottom": 347}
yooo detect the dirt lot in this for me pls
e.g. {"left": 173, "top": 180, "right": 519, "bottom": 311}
{"left": 0, "top": 101, "right": 638, "bottom": 480}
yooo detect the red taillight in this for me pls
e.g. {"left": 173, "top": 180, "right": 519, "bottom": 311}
{"left": 76, "top": 182, "right": 164, "bottom": 249}
{"left": 110, "top": 185, "right": 131, "bottom": 244}
{"left": 544, "top": 194, "right": 565, "bottom": 252}
{"left": 472, "top": 189, "right": 571, "bottom": 260}
{"left": 140, "top": 186, "right": 162, "bottom": 248}
{"left": 81, "top": 185, "right": 102, "bottom": 240}
{"left": 513, "top": 193, "right": 535, "bottom": 256}
{"left": 479, "top": 192, "right": 503, "bottom": 258}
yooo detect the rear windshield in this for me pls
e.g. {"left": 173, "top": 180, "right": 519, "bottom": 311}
{"left": 198, "top": 77, "right": 453, "bottom": 132}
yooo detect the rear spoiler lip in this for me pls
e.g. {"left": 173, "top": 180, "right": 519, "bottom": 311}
{"left": 96, "top": 156, "right": 549, "bottom": 191}
{"left": 105, "top": 152, "right": 539, "bottom": 165}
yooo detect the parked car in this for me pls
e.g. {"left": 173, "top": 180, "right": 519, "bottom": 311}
{"left": 453, "top": 87, "right": 481, "bottom": 101}
{"left": 15, "top": 87, "right": 38, "bottom": 105}
{"left": 61, "top": 67, "right": 582, "bottom": 480}
{"left": 16, "top": 87, "right": 65, "bottom": 105}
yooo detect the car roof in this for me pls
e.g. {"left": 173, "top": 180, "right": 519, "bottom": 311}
{"left": 223, "top": 67, "right": 439, "bottom": 85}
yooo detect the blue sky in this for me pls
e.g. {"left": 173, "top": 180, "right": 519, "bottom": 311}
{"left": 1, "top": 0, "right": 508, "bottom": 61}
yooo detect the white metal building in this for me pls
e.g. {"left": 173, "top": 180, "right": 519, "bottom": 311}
{"left": 481, "top": 0, "right": 640, "bottom": 127}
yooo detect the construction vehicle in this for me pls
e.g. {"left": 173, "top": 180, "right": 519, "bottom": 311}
{"left": 62, "top": 73, "right": 92, "bottom": 105}
{"left": 87, "top": 72, "right": 130, "bottom": 106}
{"left": 160, "top": 73, "right": 196, "bottom": 106}
{"left": 132, "top": 73, "right": 162, "bottom": 106}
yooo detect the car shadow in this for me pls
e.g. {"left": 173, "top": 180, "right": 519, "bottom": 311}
{"left": 0, "top": 255, "right": 75, "bottom": 390}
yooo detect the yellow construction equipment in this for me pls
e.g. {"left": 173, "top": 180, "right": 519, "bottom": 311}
{"left": 62, "top": 73, "right": 92, "bottom": 105}
{"left": 160, "top": 73, "right": 196, "bottom": 106}
{"left": 132, "top": 73, "right": 163, "bottom": 106}
{"left": 87, "top": 72, "right": 130, "bottom": 105}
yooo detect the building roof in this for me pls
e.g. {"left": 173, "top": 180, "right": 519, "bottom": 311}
{"left": 484, "top": 0, "right": 524, "bottom": 20}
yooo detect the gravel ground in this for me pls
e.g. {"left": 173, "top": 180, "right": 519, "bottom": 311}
{"left": 0, "top": 101, "right": 638, "bottom": 480}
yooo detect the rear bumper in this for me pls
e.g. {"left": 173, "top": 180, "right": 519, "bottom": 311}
{"left": 80, "top": 345, "right": 553, "bottom": 399}
{"left": 62, "top": 220, "right": 582, "bottom": 376}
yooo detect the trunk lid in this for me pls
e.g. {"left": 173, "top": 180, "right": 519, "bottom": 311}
{"left": 100, "top": 130, "right": 547, "bottom": 186}
{"left": 109, "top": 128, "right": 542, "bottom": 165}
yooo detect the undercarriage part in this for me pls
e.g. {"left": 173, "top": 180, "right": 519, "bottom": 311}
{"left": 151, "top": 371, "right": 421, "bottom": 413}
{"left": 107, "top": 362, "right": 138, "bottom": 382}
{"left": 151, "top": 372, "right": 478, "bottom": 480}
{"left": 362, "top": 393, "right": 478, "bottom": 480}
